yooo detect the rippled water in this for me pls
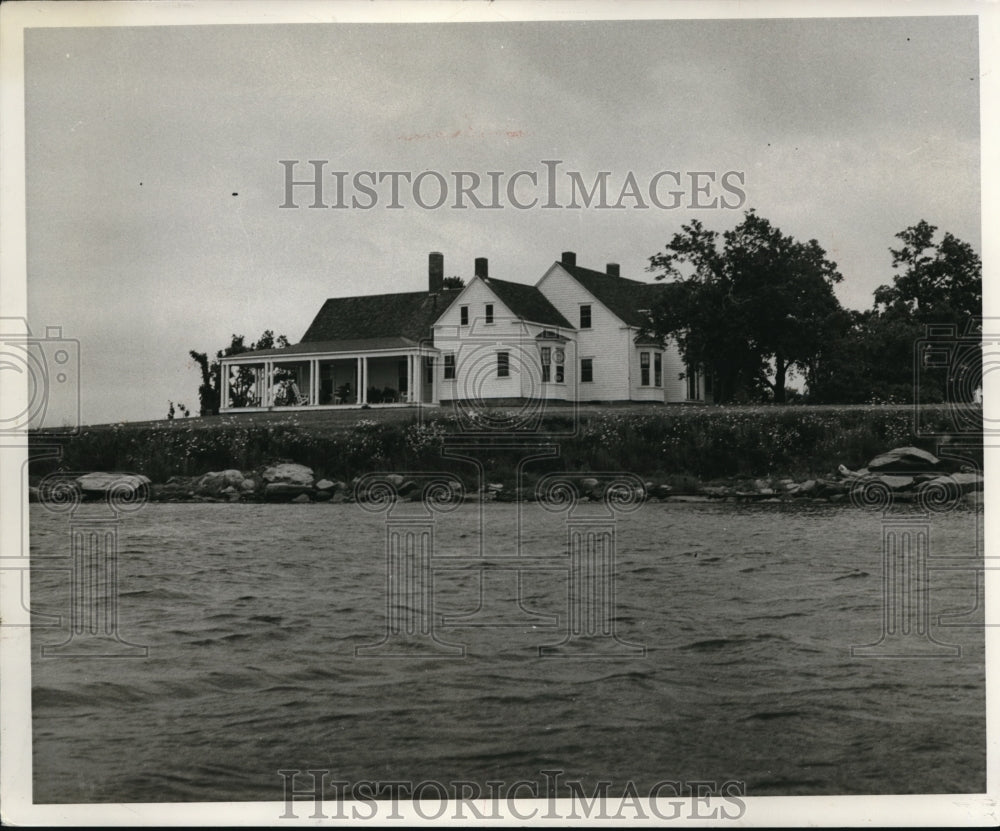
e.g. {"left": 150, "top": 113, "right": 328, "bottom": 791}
{"left": 29, "top": 502, "right": 984, "bottom": 802}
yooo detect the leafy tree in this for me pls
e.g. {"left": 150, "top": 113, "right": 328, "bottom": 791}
{"left": 442, "top": 275, "right": 465, "bottom": 289}
{"left": 645, "top": 210, "right": 843, "bottom": 403}
{"left": 189, "top": 330, "right": 289, "bottom": 416}
{"left": 807, "top": 222, "right": 982, "bottom": 404}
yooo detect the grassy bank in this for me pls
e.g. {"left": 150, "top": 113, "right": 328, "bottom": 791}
{"left": 29, "top": 404, "right": 979, "bottom": 489}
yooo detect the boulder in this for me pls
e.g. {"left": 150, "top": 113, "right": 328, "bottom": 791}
{"left": 262, "top": 463, "right": 314, "bottom": 488}
{"left": 923, "top": 472, "right": 983, "bottom": 495}
{"left": 315, "top": 479, "right": 337, "bottom": 491}
{"left": 264, "top": 482, "right": 314, "bottom": 502}
{"left": 291, "top": 493, "right": 311, "bottom": 504}
{"left": 77, "top": 472, "right": 150, "bottom": 495}
{"left": 868, "top": 446, "right": 940, "bottom": 473}
{"left": 878, "top": 475, "right": 915, "bottom": 491}
{"left": 240, "top": 478, "right": 257, "bottom": 492}
{"left": 386, "top": 473, "right": 405, "bottom": 487}
{"left": 196, "top": 469, "right": 244, "bottom": 496}
{"left": 649, "top": 484, "right": 672, "bottom": 499}
{"left": 313, "top": 489, "right": 333, "bottom": 502}
{"left": 581, "top": 477, "right": 600, "bottom": 491}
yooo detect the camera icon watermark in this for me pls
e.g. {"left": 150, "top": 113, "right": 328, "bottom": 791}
{"left": 423, "top": 318, "right": 579, "bottom": 438}
{"left": 0, "top": 317, "right": 80, "bottom": 435}
{"left": 913, "top": 318, "right": 991, "bottom": 437}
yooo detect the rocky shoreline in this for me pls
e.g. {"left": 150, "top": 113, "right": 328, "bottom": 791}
{"left": 29, "top": 446, "right": 983, "bottom": 511}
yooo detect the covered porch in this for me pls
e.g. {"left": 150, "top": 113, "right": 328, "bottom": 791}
{"left": 219, "top": 348, "right": 438, "bottom": 413}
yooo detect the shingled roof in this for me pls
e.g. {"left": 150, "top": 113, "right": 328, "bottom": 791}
{"left": 227, "top": 288, "right": 461, "bottom": 360}
{"left": 481, "top": 277, "right": 573, "bottom": 329}
{"left": 301, "top": 289, "right": 461, "bottom": 343}
{"left": 558, "top": 262, "right": 667, "bottom": 327}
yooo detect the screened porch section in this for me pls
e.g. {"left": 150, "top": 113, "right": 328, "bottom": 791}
{"left": 219, "top": 351, "right": 436, "bottom": 411}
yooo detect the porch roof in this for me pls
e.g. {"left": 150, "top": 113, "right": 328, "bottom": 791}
{"left": 221, "top": 336, "right": 429, "bottom": 361}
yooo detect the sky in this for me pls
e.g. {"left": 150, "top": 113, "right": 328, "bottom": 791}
{"left": 21, "top": 9, "right": 983, "bottom": 426}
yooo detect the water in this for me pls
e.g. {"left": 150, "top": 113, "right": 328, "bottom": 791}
{"left": 29, "top": 502, "right": 984, "bottom": 802}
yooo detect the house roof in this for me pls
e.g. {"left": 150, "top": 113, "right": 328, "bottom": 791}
{"left": 224, "top": 336, "right": 424, "bottom": 360}
{"left": 301, "top": 289, "right": 461, "bottom": 342}
{"left": 226, "top": 289, "right": 460, "bottom": 361}
{"left": 558, "top": 263, "right": 667, "bottom": 327}
{"left": 481, "top": 276, "right": 574, "bottom": 329}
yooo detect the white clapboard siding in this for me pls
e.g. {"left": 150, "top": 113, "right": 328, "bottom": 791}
{"left": 534, "top": 263, "right": 633, "bottom": 401}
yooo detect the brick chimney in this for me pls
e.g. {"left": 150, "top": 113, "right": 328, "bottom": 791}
{"left": 429, "top": 251, "right": 444, "bottom": 292}
{"left": 561, "top": 251, "right": 576, "bottom": 268}
{"left": 475, "top": 257, "right": 489, "bottom": 279}
{"left": 606, "top": 262, "right": 620, "bottom": 277}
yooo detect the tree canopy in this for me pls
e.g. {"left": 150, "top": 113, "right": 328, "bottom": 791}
{"left": 645, "top": 210, "right": 843, "bottom": 403}
{"left": 189, "top": 330, "right": 289, "bottom": 415}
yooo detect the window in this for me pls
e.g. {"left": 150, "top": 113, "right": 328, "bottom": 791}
{"left": 640, "top": 351, "right": 650, "bottom": 386}
{"left": 654, "top": 352, "right": 662, "bottom": 387}
{"left": 485, "top": 303, "right": 494, "bottom": 324}
{"left": 581, "top": 358, "right": 593, "bottom": 383}
{"left": 460, "top": 306, "right": 469, "bottom": 326}
{"left": 424, "top": 356, "right": 434, "bottom": 384}
{"left": 497, "top": 351, "right": 510, "bottom": 378}
{"left": 540, "top": 347, "right": 551, "bottom": 382}
{"left": 443, "top": 354, "right": 455, "bottom": 380}
{"left": 579, "top": 304, "right": 591, "bottom": 329}
{"left": 554, "top": 348, "right": 565, "bottom": 383}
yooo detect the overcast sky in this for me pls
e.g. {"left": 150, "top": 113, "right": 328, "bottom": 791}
{"left": 23, "top": 12, "right": 981, "bottom": 426}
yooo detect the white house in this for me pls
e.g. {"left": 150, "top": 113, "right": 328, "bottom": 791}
{"left": 218, "top": 251, "right": 707, "bottom": 412}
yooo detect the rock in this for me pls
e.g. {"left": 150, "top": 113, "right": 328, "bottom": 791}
{"left": 758, "top": 487, "right": 775, "bottom": 496}
{"left": 649, "top": 484, "right": 672, "bottom": 499}
{"left": 827, "top": 493, "right": 846, "bottom": 503}
{"left": 799, "top": 479, "right": 817, "bottom": 494}
{"left": 753, "top": 479, "right": 770, "bottom": 491}
{"left": 700, "top": 486, "right": 729, "bottom": 498}
{"left": 264, "top": 482, "right": 314, "bottom": 502}
{"left": 195, "top": 469, "right": 244, "bottom": 496}
{"left": 77, "top": 472, "right": 150, "bottom": 494}
{"left": 398, "top": 480, "right": 419, "bottom": 497}
{"left": 315, "top": 479, "right": 336, "bottom": 491}
{"left": 878, "top": 474, "right": 915, "bottom": 491}
{"left": 291, "top": 493, "right": 311, "bottom": 504}
{"left": 923, "top": 472, "right": 982, "bottom": 495}
{"left": 386, "top": 473, "right": 405, "bottom": 487}
{"left": 488, "top": 482, "right": 504, "bottom": 492}
{"left": 262, "top": 463, "right": 314, "bottom": 488}
{"left": 868, "top": 446, "right": 940, "bottom": 473}
{"left": 240, "top": 478, "right": 257, "bottom": 492}
{"left": 964, "top": 492, "right": 985, "bottom": 509}
{"left": 581, "top": 477, "right": 600, "bottom": 491}
{"left": 951, "top": 472, "right": 984, "bottom": 493}
{"left": 313, "top": 489, "right": 332, "bottom": 501}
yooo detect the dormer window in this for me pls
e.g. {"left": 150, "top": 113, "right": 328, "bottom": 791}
{"left": 485, "top": 303, "right": 494, "bottom": 324}
{"left": 579, "top": 305, "right": 591, "bottom": 329}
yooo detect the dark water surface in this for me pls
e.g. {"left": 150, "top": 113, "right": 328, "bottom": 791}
{"left": 30, "top": 502, "right": 984, "bottom": 802}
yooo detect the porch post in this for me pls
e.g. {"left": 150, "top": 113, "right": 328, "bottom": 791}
{"left": 409, "top": 354, "right": 416, "bottom": 403}
{"left": 360, "top": 357, "right": 368, "bottom": 405}
{"left": 264, "top": 361, "right": 273, "bottom": 406}
{"left": 221, "top": 363, "right": 231, "bottom": 409}
{"left": 310, "top": 359, "right": 318, "bottom": 405}
{"left": 431, "top": 353, "right": 439, "bottom": 404}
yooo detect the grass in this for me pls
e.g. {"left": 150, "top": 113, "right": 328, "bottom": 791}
{"left": 30, "top": 402, "right": 979, "bottom": 486}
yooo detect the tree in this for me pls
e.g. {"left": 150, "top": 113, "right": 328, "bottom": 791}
{"left": 189, "top": 329, "right": 289, "bottom": 416}
{"left": 442, "top": 275, "right": 465, "bottom": 289}
{"left": 806, "top": 222, "right": 982, "bottom": 404}
{"left": 874, "top": 220, "right": 982, "bottom": 324}
{"left": 645, "top": 211, "right": 844, "bottom": 403}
